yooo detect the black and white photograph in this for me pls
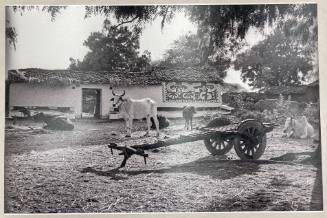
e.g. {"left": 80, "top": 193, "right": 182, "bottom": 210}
{"left": 4, "top": 2, "right": 324, "bottom": 214}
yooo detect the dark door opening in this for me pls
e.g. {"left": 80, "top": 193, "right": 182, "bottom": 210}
{"left": 82, "top": 89, "right": 101, "bottom": 118}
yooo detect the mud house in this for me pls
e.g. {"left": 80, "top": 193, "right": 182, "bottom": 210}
{"left": 7, "top": 67, "right": 241, "bottom": 119}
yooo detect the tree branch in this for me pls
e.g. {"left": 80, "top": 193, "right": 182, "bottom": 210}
{"left": 113, "top": 16, "right": 139, "bottom": 28}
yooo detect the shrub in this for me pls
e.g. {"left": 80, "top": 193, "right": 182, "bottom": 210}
{"left": 243, "top": 101, "right": 256, "bottom": 110}
{"left": 303, "top": 103, "right": 320, "bottom": 124}
{"left": 254, "top": 99, "right": 278, "bottom": 112}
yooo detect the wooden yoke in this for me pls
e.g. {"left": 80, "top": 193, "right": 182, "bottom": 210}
{"left": 108, "top": 143, "right": 149, "bottom": 167}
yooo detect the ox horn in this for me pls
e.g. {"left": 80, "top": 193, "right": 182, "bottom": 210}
{"left": 121, "top": 90, "right": 125, "bottom": 96}
{"left": 112, "top": 90, "right": 118, "bottom": 96}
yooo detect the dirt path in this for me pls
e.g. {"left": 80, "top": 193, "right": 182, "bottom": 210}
{"left": 4, "top": 119, "right": 323, "bottom": 213}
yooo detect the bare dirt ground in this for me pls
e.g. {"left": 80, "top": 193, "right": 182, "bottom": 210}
{"left": 4, "top": 118, "right": 323, "bottom": 213}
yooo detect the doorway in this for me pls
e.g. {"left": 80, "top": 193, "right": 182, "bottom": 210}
{"left": 82, "top": 88, "right": 101, "bottom": 118}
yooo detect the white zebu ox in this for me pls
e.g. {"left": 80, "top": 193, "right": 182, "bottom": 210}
{"left": 282, "top": 116, "right": 314, "bottom": 139}
{"left": 111, "top": 90, "right": 159, "bottom": 137}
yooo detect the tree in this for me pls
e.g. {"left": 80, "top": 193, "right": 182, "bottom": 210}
{"left": 158, "top": 32, "right": 240, "bottom": 78}
{"left": 83, "top": 5, "right": 290, "bottom": 64}
{"left": 68, "top": 20, "right": 151, "bottom": 71}
{"left": 234, "top": 30, "right": 313, "bottom": 90}
{"left": 281, "top": 4, "right": 318, "bottom": 81}
{"left": 160, "top": 33, "right": 201, "bottom": 68}
{"left": 85, "top": 5, "right": 317, "bottom": 68}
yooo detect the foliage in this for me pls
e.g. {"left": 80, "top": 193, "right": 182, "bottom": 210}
{"left": 231, "top": 94, "right": 294, "bottom": 124}
{"left": 303, "top": 103, "right": 320, "bottom": 124}
{"left": 234, "top": 30, "right": 313, "bottom": 90}
{"left": 10, "top": 6, "right": 67, "bottom": 21}
{"left": 158, "top": 33, "right": 231, "bottom": 78}
{"left": 69, "top": 20, "right": 151, "bottom": 71}
{"left": 233, "top": 108, "right": 284, "bottom": 123}
{"left": 6, "top": 26, "right": 17, "bottom": 49}
{"left": 276, "top": 94, "right": 295, "bottom": 117}
{"left": 84, "top": 6, "right": 182, "bottom": 30}
{"left": 254, "top": 99, "right": 278, "bottom": 112}
{"left": 185, "top": 5, "right": 287, "bottom": 61}
{"left": 282, "top": 4, "right": 317, "bottom": 45}
{"left": 222, "top": 92, "right": 263, "bottom": 109}
{"left": 282, "top": 4, "right": 318, "bottom": 81}
{"left": 160, "top": 33, "right": 201, "bottom": 67}
{"left": 230, "top": 91, "right": 319, "bottom": 125}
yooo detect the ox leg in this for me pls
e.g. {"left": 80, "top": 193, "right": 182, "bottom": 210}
{"left": 125, "top": 118, "right": 132, "bottom": 137}
{"left": 190, "top": 117, "right": 193, "bottom": 130}
{"left": 145, "top": 116, "right": 151, "bottom": 136}
{"left": 153, "top": 115, "right": 160, "bottom": 137}
{"left": 128, "top": 119, "right": 133, "bottom": 136}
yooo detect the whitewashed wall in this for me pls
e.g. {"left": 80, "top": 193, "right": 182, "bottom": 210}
{"left": 112, "top": 85, "right": 222, "bottom": 108}
{"left": 9, "top": 83, "right": 112, "bottom": 118}
{"left": 10, "top": 83, "right": 80, "bottom": 112}
{"left": 9, "top": 83, "right": 223, "bottom": 119}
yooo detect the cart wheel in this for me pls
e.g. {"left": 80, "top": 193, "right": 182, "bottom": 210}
{"left": 233, "top": 120, "right": 267, "bottom": 160}
{"left": 204, "top": 134, "right": 234, "bottom": 155}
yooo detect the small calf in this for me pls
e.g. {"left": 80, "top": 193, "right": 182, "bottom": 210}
{"left": 182, "top": 106, "right": 196, "bottom": 130}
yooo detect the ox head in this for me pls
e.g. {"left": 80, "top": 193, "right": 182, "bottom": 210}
{"left": 110, "top": 90, "right": 126, "bottom": 108}
{"left": 283, "top": 116, "right": 295, "bottom": 134}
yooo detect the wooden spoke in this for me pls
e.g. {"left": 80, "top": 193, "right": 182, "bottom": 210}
{"left": 251, "top": 148, "right": 255, "bottom": 156}
{"left": 204, "top": 134, "right": 234, "bottom": 156}
{"left": 234, "top": 120, "right": 267, "bottom": 160}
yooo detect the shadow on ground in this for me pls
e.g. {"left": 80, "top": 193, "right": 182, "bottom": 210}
{"left": 80, "top": 154, "right": 299, "bottom": 181}
{"left": 81, "top": 155, "right": 263, "bottom": 181}
{"left": 81, "top": 148, "right": 323, "bottom": 211}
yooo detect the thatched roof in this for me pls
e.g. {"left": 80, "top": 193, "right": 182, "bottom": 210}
{"left": 8, "top": 67, "right": 223, "bottom": 87}
{"left": 8, "top": 69, "right": 159, "bottom": 86}
{"left": 155, "top": 66, "right": 223, "bottom": 83}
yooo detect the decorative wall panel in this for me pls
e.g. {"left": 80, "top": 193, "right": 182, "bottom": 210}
{"left": 163, "top": 82, "right": 223, "bottom": 103}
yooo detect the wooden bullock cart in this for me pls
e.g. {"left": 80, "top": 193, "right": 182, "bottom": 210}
{"left": 108, "top": 119, "right": 276, "bottom": 167}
